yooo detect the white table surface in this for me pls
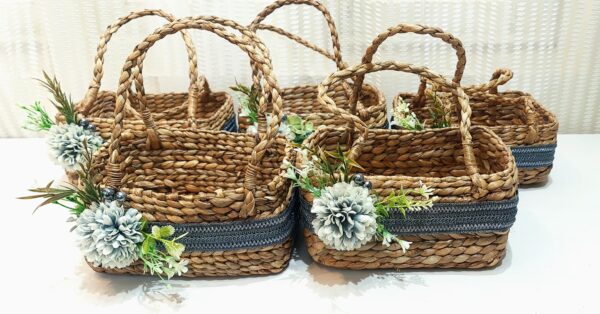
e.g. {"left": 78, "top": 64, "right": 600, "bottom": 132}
{"left": 3, "top": 135, "right": 600, "bottom": 314}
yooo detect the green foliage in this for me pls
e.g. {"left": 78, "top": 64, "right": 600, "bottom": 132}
{"left": 373, "top": 184, "right": 434, "bottom": 246}
{"left": 428, "top": 89, "right": 450, "bottom": 128}
{"left": 230, "top": 81, "right": 259, "bottom": 124}
{"left": 392, "top": 98, "right": 424, "bottom": 131}
{"left": 36, "top": 71, "right": 78, "bottom": 125}
{"left": 284, "top": 144, "right": 364, "bottom": 196}
{"left": 19, "top": 140, "right": 101, "bottom": 216}
{"left": 139, "top": 225, "right": 188, "bottom": 280}
{"left": 19, "top": 101, "right": 54, "bottom": 132}
{"left": 285, "top": 114, "right": 314, "bottom": 144}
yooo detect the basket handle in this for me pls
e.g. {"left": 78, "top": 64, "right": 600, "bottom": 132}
{"left": 349, "top": 23, "right": 466, "bottom": 114}
{"left": 319, "top": 61, "right": 489, "bottom": 199}
{"left": 105, "top": 17, "right": 284, "bottom": 216}
{"left": 465, "top": 68, "right": 513, "bottom": 94}
{"left": 249, "top": 0, "right": 345, "bottom": 71}
{"left": 79, "top": 9, "right": 210, "bottom": 117}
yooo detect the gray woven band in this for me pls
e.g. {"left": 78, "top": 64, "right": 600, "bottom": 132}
{"left": 300, "top": 192, "right": 517, "bottom": 234}
{"left": 222, "top": 115, "right": 238, "bottom": 132}
{"left": 511, "top": 143, "right": 556, "bottom": 169}
{"left": 149, "top": 192, "right": 296, "bottom": 252}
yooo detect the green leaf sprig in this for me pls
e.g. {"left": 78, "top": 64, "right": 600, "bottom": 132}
{"left": 36, "top": 71, "right": 78, "bottom": 125}
{"left": 285, "top": 114, "right": 314, "bottom": 144}
{"left": 19, "top": 140, "right": 101, "bottom": 216}
{"left": 427, "top": 88, "right": 450, "bottom": 128}
{"left": 19, "top": 101, "right": 55, "bottom": 132}
{"left": 230, "top": 81, "right": 259, "bottom": 124}
{"left": 139, "top": 224, "right": 188, "bottom": 279}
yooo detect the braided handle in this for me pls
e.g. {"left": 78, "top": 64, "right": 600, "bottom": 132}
{"left": 350, "top": 23, "right": 466, "bottom": 112}
{"left": 249, "top": 0, "right": 345, "bottom": 70}
{"left": 79, "top": 9, "right": 208, "bottom": 116}
{"left": 465, "top": 68, "right": 513, "bottom": 94}
{"left": 106, "top": 17, "right": 284, "bottom": 215}
{"left": 319, "top": 61, "right": 488, "bottom": 198}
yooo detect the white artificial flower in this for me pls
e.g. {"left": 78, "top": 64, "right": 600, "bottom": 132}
{"left": 76, "top": 201, "right": 144, "bottom": 269}
{"left": 312, "top": 182, "right": 378, "bottom": 251}
{"left": 47, "top": 123, "right": 103, "bottom": 171}
{"left": 399, "top": 239, "right": 412, "bottom": 253}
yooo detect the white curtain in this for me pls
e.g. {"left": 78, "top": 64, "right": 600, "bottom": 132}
{"left": 1, "top": 0, "right": 598, "bottom": 137}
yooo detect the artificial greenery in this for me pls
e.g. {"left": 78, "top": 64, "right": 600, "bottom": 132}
{"left": 35, "top": 71, "right": 78, "bottom": 125}
{"left": 139, "top": 224, "right": 188, "bottom": 279}
{"left": 20, "top": 140, "right": 101, "bottom": 216}
{"left": 20, "top": 142, "right": 188, "bottom": 278}
{"left": 284, "top": 114, "right": 314, "bottom": 144}
{"left": 284, "top": 144, "right": 363, "bottom": 197}
{"left": 230, "top": 81, "right": 259, "bottom": 124}
{"left": 392, "top": 98, "right": 425, "bottom": 131}
{"left": 20, "top": 101, "right": 54, "bottom": 131}
{"left": 284, "top": 145, "right": 434, "bottom": 250}
{"left": 427, "top": 88, "right": 450, "bottom": 128}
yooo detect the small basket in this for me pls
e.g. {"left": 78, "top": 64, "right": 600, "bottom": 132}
{"left": 366, "top": 24, "right": 558, "bottom": 184}
{"left": 90, "top": 17, "right": 295, "bottom": 277}
{"left": 300, "top": 60, "right": 518, "bottom": 270}
{"left": 60, "top": 9, "right": 235, "bottom": 138}
{"left": 239, "top": 0, "right": 386, "bottom": 132}
{"left": 463, "top": 70, "right": 558, "bottom": 184}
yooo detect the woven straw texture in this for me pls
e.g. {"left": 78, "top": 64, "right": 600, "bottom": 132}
{"left": 301, "top": 60, "right": 518, "bottom": 270}
{"left": 239, "top": 0, "right": 386, "bottom": 132}
{"left": 362, "top": 23, "right": 558, "bottom": 184}
{"left": 89, "top": 16, "right": 294, "bottom": 277}
{"left": 57, "top": 9, "right": 234, "bottom": 141}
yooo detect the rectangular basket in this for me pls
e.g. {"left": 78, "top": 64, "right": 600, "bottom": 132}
{"left": 88, "top": 17, "right": 295, "bottom": 277}
{"left": 354, "top": 23, "right": 558, "bottom": 185}
{"left": 300, "top": 60, "right": 518, "bottom": 270}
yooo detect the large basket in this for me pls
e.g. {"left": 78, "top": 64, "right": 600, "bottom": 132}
{"left": 300, "top": 61, "right": 518, "bottom": 270}
{"left": 90, "top": 17, "right": 295, "bottom": 277}
{"left": 366, "top": 24, "right": 557, "bottom": 185}
{"left": 463, "top": 71, "right": 558, "bottom": 184}
{"left": 61, "top": 9, "right": 235, "bottom": 139}
{"left": 239, "top": 0, "right": 386, "bottom": 132}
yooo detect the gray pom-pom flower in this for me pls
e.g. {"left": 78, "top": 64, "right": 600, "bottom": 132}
{"left": 311, "top": 182, "right": 377, "bottom": 251}
{"left": 47, "top": 123, "right": 103, "bottom": 171}
{"left": 76, "top": 201, "right": 144, "bottom": 269}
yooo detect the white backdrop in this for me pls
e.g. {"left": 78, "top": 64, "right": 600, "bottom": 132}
{"left": 1, "top": 0, "right": 599, "bottom": 137}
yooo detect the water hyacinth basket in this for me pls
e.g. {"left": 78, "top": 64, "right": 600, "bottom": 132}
{"left": 364, "top": 23, "right": 557, "bottom": 185}
{"left": 89, "top": 17, "right": 295, "bottom": 277}
{"left": 238, "top": 0, "right": 386, "bottom": 133}
{"left": 300, "top": 61, "right": 519, "bottom": 270}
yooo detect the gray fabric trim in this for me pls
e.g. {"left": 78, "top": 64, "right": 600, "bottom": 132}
{"left": 511, "top": 143, "right": 556, "bottom": 169}
{"left": 299, "top": 192, "right": 517, "bottom": 234}
{"left": 149, "top": 192, "right": 297, "bottom": 252}
{"left": 222, "top": 115, "right": 238, "bottom": 132}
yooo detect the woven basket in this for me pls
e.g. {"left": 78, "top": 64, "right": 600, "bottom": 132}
{"left": 366, "top": 24, "right": 557, "bottom": 184}
{"left": 300, "top": 60, "right": 518, "bottom": 270}
{"left": 89, "top": 17, "right": 295, "bottom": 277}
{"left": 61, "top": 9, "right": 235, "bottom": 139}
{"left": 462, "top": 70, "right": 559, "bottom": 184}
{"left": 240, "top": 0, "right": 386, "bottom": 132}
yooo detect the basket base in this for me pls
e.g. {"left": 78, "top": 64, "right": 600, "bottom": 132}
{"left": 88, "top": 237, "right": 293, "bottom": 277}
{"left": 519, "top": 166, "right": 551, "bottom": 185}
{"left": 303, "top": 229, "right": 508, "bottom": 270}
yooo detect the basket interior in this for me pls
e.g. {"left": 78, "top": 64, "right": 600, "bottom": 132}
{"left": 310, "top": 126, "right": 511, "bottom": 177}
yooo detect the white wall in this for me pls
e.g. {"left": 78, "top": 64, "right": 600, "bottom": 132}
{"left": 1, "top": 0, "right": 598, "bottom": 136}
